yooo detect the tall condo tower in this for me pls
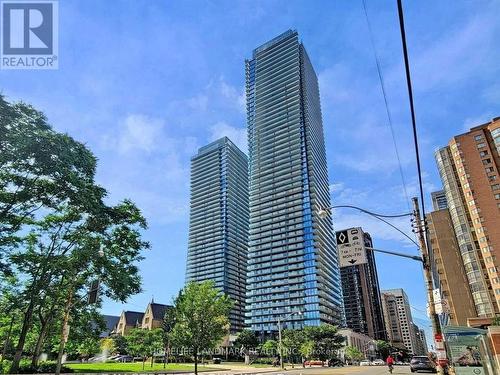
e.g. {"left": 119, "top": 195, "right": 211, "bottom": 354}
{"left": 186, "top": 137, "right": 249, "bottom": 332}
{"left": 434, "top": 117, "right": 500, "bottom": 323}
{"left": 337, "top": 229, "right": 386, "bottom": 340}
{"left": 245, "top": 30, "right": 343, "bottom": 334}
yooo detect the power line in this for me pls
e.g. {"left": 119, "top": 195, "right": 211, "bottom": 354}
{"left": 330, "top": 205, "right": 412, "bottom": 218}
{"left": 361, "top": 0, "right": 411, "bottom": 213}
{"left": 396, "top": 0, "right": 427, "bottom": 220}
{"left": 328, "top": 205, "right": 418, "bottom": 247}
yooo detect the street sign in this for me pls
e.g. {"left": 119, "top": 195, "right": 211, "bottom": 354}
{"left": 432, "top": 289, "right": 450, "bottom": 315}
{"left": 336, "top": 227, "right": 368, "bottom": 267}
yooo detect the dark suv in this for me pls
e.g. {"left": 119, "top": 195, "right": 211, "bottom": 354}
{"left": 410, "top": 356, "right": 437, "bottom": 373}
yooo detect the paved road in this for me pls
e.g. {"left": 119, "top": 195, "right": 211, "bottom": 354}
{"left": 207, "top": 365, "right": 412, "bottom": 375}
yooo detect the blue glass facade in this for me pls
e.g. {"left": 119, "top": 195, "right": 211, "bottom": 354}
{"left": 245, "top": 30, "right": 343, "bottom": 334}
{"left": 186, "top": 137, "right": 249, "bottom": 332}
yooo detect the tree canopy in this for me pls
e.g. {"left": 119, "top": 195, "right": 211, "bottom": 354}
{"left": 169, "top": 281, "right": 232, "bottom": 375}
{"left": 234, "top": 329, "right": 258, "bottom": 364}
{"left": 0, "top": 96, "right": 149, "bottom": 374}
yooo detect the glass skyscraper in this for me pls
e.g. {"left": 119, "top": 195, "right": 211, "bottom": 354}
{"left": 186, "top": 137, "right": 248, "bottom": 332}
{"left": 245, "top": 30, "right": 343, "bottom": 333}
{"left": 338, "top": 230, "right": 386, "bottom": 340}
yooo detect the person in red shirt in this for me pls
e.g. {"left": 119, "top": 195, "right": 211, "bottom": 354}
{"left": 386, "top": 355, "right": 395, "bottom": 373}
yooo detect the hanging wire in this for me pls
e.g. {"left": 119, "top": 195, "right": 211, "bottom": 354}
{"left": 361, "top": 0, "right": 412, "bottom": 213}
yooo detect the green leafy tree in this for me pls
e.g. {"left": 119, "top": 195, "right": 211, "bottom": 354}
{"left": 145, "top": 329, "right": 164, "bottom": 368}
{"left": 126, "top": 329, "right": 148, "bottom": 369}
{"left": 234, "top": 329, "right": 258, "bottom": 365}
{"left": 376, "top": 340, "right": 392, "bottom": 359}
{"left": 100, "top": 338, "right": 117, "bottom": 358}
{"left": 300, "top": 341, "right": 314, "bottom": 363}
{"left": 77, "top": 338, "right": 100, "bottom": 360}
{"left": 344, "top": 346, "right": 364, "bottom": 363}
{"left": 303, "top": 324, "right": 344, "bottom": 361}
{"left": 0, "top": 96, "right": 104, "bottom": 275}
{"left": 0, "top": 279, "right": 22, "bottom": 365}
{"left": 113, "top": 335, "right": 128, "bottom": 355}
{"left": 170, "top": 281, "right": 232, "bottom": 375}
{"left": 126, "top": 329, "right": 163, "bottom": 369}
{"left": 260, "top": 339, "right": 278, "bottom": 358}
{"left": 161, "top": 308, "right": 176, "bottom": 367}
{"left": 0, "top": 96, "right": 108, "bottom": 373}
{"left": 282, "top": 329, "right": 306, "bottom": 364}
{"left": 0, "top": 98, "right": 149, "bottom": 374}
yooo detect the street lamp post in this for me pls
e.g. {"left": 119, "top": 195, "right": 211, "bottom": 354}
{"left": 277, "top": 311, "right": 302, "bottom": 369}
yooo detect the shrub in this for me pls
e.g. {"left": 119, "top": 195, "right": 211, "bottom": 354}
{"left": 16, "top": 360, "right": 74, "bottom": 374}
{"left": 1, "top": 360, "right": 12, "bottom": 374}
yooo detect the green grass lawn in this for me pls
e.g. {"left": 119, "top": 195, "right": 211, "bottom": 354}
{"left": 66, "top": 362, "right": 219, "bottom": 373}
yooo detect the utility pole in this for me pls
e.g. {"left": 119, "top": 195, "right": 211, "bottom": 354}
{"left": 412, "top": 197, "right": 444, "bottom": 374}
{"left": 277, "top": 316, "right": 283, "bottom": 369}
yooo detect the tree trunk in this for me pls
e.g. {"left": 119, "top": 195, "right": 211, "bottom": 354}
{"left": 163, "top": 342, "right": 169, "bottom": 368}
{"left": 194, "top": 348, "right": 198, "bottom": 375}
{"left": 151, "top": 353, "right": 154, "bottom": 368}
{"left": 244, "top": 351, "right": 250, "bottom": 365}
{"left": 31, "top": 314, "right": 52, "bottom": 367}
{"left": 1, "top": 315, "right": 14, "bottom": 366}
{"left": 55, "top": 284, "right": 74, "bottom": 375}
{"left": 10, "top": 299, "right": 35, "bottom": 373}
{"left": 142, "top": 357, "right": 145, "bottom": 370}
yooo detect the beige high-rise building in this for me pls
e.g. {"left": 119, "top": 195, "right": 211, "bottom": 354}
{"left": 381, "top": 289, "right": 419, "bottom": 354}
{"left": 427, "top": 209, "right": 476, "bottom": 325}
{"left": 381, "top": 292, "right": 403, "bottom": 346}
{"left": 434, "top": 117, "right": 500, "bottom": 320}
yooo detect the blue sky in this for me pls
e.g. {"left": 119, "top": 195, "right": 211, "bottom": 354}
{"left": 2, "top": 0, "right": 499, "bottom": 340}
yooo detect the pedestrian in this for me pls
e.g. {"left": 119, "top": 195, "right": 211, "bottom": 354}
{"left": 386, "top": 354, "right": 394, "bottom": 373}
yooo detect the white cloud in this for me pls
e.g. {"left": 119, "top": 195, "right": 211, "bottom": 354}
{"left": 209, "top": 121, "right": 247, "bottom": 153}
{"left": 98, "top": 114, "right": 199, "bottom": 225}
{"left": 388, "top": 10, "right": 499, "bottom": 92}
{"left": 219, "top": 77, "right": 246, "bottom": 113}
{"left": 185, "top": 94, "right": 209, "bottom": 111}
{"left": 116, "top": 114, "right": 165, "bottom": 153}
{"left": 329, "top": 182, "right": 344, "bottom": 194}
{"left": 332, "top": 120, "right": 415, "bottom": 174}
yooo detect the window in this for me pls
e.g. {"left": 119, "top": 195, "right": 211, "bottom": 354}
{"left": 495, "top": 289, "right": 500, "bottom": 295}
{"left": 475, "top": 134, "right": 484, "bottom": 141}
{"left": 482, "top": 158, "right": 491, "bottom": 165}
{"left": 492, "top": 184, "right": 500, "bottom": 191}
{"left": 480, "top": 150, "right": 489, "bottom": 157}
{"left": 495, "top": 193, "right": 500, "bottom": 200}
{"left": 477, "top": 142, "right": 486, "bottom": 149}
{"left": 490, "top": 175, "right": 497, "bottom": 182}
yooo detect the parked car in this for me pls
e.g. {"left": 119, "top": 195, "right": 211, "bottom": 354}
{"left": 87, "top": 356, "right": 104, "bottom": 362}
{"left": 360, "top": 360, "right": 371, "bottom": 366}
{"left": 113, "top": 355, "right": 133, "bottom": 363}
{"left": 212, "top": 357, "right": 222, "bottom": 364}
{"left": 373, "top": 359, "right": 385, "bottom": 366}
{"left": 410, "top": 356, "right": 437, "bottom": 373}
{"left": 327, "top": 358, "right": 344, "bottom": 367}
